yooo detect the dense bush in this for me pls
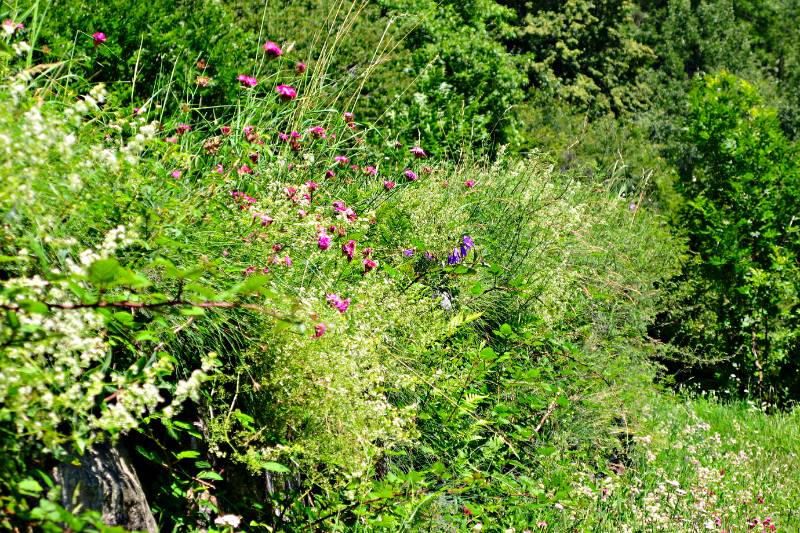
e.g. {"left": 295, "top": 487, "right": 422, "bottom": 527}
{"left": 654, "top": 72, "right": 800, "bottom": 403}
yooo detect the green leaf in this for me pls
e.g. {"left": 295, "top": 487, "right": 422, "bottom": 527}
{"left": 88, "top": 258, "right": 121, "bottom": 285}
{"left": 18, "top": 478, "right": 43, "bottom": 495}
{"left": 196, "top": 470, "right": 223, "bottom": 481}
{"left": 18, "top": 299, "right": 49, "bottom": 315}
{"left": 176, "top": 450, "right": 201, "bottom": 460}
{"left": 261, "top": 461, "right": 290, "bottom": 473}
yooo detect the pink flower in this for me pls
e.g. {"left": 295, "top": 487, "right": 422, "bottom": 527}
{"left": 249, "top": 152, "right": 259, "bottom": 163}
{"left": 363, "top": 257, "right": 377, "bottom": 273}
{"left": 176, "top": 123, "right": 192, "bottom": 135}
{"left": 283, "top": 256, "right": 292, "bottom": 266}
{"left": 363, "top": 166, "right": 377, "bottom": 176}
{"left": 278, "top": 132, "right": 289, "bottom": 142}
{"left": 326, "top": 293, "right": 351, "bottom": 313}
{"left": 262, "top": 41, "right": 283, "bottom": 58}
{"left": 313, "top": 323, "right": 327, "bottom": 338}
{"left": 2, "top": 20, "right": 24, "bottom": 35}
{"left": 344, "top": 208, "right": 357, "bottom": 222}
{"left": 383, "top": 180, "right": 396, "bottom": 190}
{"left": 296, "top": 62, "right": 307, "bottom": 74}
{"left": 237, "top": 74, "right": 258, "bottom": 87}
{"left": 297, "top": 209, "right": 307, "bottom": 218}
{"left": 214, "top": 164, "right": 224, "bottom": 173}
{"left": 325, "top": 170, "right": 335, "bottom": 179}
{"left": 290, "top": 131, "right": 301, "bottom": 139}
{"left": 465, "top": 179, "right": 476, "bottom": 188}
{"left": 307, "top": 126, "right": 326, "bottom": 138}
{"left": 306, "top": 181, "right": 320, "bottom": 191}
{"left": 164, "top": 136, "right": 178, "bottom": 144}
{"left": 254, "top": 213, "right": 273, "bottom": 227}
{"left": 334, "top": 155, "right": 350, "bottom": 165}
{"left": 342, "top": 240, "right": 356, "bottom": 261}
{"left": 332, "top": 201, "right": 347, "bottom": 212}
{"left": 92, "top": 32, "right": 107, "bottom": 46}
{"left": 238, "top": 164, "right": 253, "bottom": 175}
{"left": 404, "top": 169, "right": 418, "bottom": 181}
{"left": 318, "top": 231, "right": 332, "bottom": 250}
{"left": 221, "top": 125, "right": 232, "bottom": 136}
{"left": 410, "top": 146, "right": 426, "bottom": 158}
{"left": 350, "top": 164, "right": 360, "bottom": 171}
{"left": 243, "top": 266, "right": 257, "bottom": 276}
{"left": 343, "top": 112, "right": 355, "bottom": 123}
{"left": 170, "top": 169, "right": 182, "bottom": 179}
{"left": 284, "top": 186, "right": 297, "bottom": 199}
{"left": 276, "top": 84, "right": 297, "bottom": 100}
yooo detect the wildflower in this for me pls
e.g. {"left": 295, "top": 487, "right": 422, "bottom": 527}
{"left": 92, "top": 32, "right": 107, "bottom": 46}
{"left": 170, "top": 169, "right": 182, "bottom": 179}
{"left": 296, "top": 62, "right": 307, "bottom": 74}
{"left": 333, "top": 201, "right": 347, "bottom": 212}
{"left": 164, "top": 136, "right": 178, "bottom": 144}
{"left": 364, "top": 166, "right": 377, "bottom": 176}
{"left": 297, "top": 209, "right": 307, "bottom": 218}
{"left": 554, "top": 503, "right": 564, "bottom": 510}
{"left": 214, "top": 514, "right": 242, "bottom": 528}
{"left": 238, "top": 164, "right": 253, "bottom": 175}
{"left": 214, "top": 164, "right": 224, "bottom": 173}
{"left": 307, "top": 126, "right": 326, "bottom": 138}
{"left": 276, "top": 84, "right": 297, "bottom": 100}
{"left": 344, "top": 207, "right": 357, "bottom": 222}
{"left": 221, "top": 126, "right": 232, "bottom": 136}
{"left": 422, "top": 165, "right": 433, "bottom": 174}
{"left": 283, "top": 256, "right": 292, "bottom": 266}
{"left": 326, "top": 293, "right": 350, "bottom": 313}
{"left": 313, "top": 323, "right": 327, "bottom": 338}
{"left": 195, "top": 75, "right": 211, "bottom": 87}
{"left": 243, "top": 266, "right": 256, "bottom": 276}
{"left": 306, "top": 180, "right": 320, "bottom": 191}
{"left": 318, "top": 231, "right": 332, "bottom": 250}
{"left": 342, "top": 240, "right": 356, "bottom": 261}
{"left": 404, "top": 169, "right": 418, "bottom": 181}
{"left": 176, "top": 123, "right": 192, "bottom": 135}
{"left": 363, "top": 257, "right": 377, "bottom": 273}
{"left": 343, "top": 111, "right": 355, "bottom": 123}
{"left": 237, "top": 74, "right": 258, "bottom": 87}
{"left": 403, "top": 248, "right": 414, "bottom": 257}
{"left": 249, "top": 152, "right": 259, "bottom": 164}
{"left": 254, "top": 213, "right": 273, "bottom": 227}
{"left": 465, "top": 179, "right": 476, "bottom": 188}
{"left": 334, "top": 155, "right": 350, "bottom": 165}
{"left": 196, "top": 58, "right": 208, "bottom": 70}
{"left": 424, "top": 251, "right": 435, "bottom": 261}
{"left": 410, "top": 146, "right": 427, "bottom": 158}
{"left": 262, "top": 41, "right": 282, "bottom": 58}
{"left": 350, "top": 164, "right": 360, "bottom": 171}
{"left": 3, "top": 20, "right": 24, "bottom": 35}
{"left": 272, "top": 244, "right": 283, "bottom": 252}
{"left": 325, "top": 170, "right": 335, "bottom": 179}
{"left": 290, "top": 131, "right": 301, "bottom": 139}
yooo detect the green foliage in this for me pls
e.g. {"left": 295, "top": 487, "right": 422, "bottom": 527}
{"left": 655, "top": 72, "right": 800, "bottom": 402}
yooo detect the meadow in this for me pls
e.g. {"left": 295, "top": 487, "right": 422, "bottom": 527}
{"left": 1, "top": 1, "right": 799, "bottom": 531}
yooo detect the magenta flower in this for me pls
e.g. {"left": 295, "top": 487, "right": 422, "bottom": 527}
{"left": 238, "top": 164, "right": 253, "bottom": 175}
{"left": 164, "top": 136, "right": 178, "bottom": 144}
{"left": 237, "top": 74, "right": 258, "bottom": 87}
{"left": 170, "top": 169, "right": 182, "bottom": 179}
{"left": 254, "top": 213, "right": 273, "bottom": 227}
{"left": 290, "top": 131, "right": 301, "bottom": 139}
{"left": 313, "top": 323, "right": 327, "bottom": 338}
{"left": 363, "top": 257, "right": 378, "bottom": 273}
{"left": 298, "top": 209, "right": 307, "bottom": 218}
{"left": 307, "top": 126, "right": 326, "bottom": 138}
{"left": 344, "top": 207, "right": 357, "bottom": 222}
{"left": 306, "top": 180, "right": 320, "bottom": 191}
{"left": 383, "top": 180, "right": 396, "bottom": 190}
{"left": 343, "top": 112, "right": 355, "bottom": 123}
{"left": 275, "top": 84, "right": 297, "bottom": 101}
{"left": 364, "top": 166, "right": 378, "bottom": 176}
{"left": 214, "top": 164, "right": 224, "bottom": 173}
{"left": 283, "top": 256, "right": 293, "bottom": 266}
{"left": 318, "top": 231, "right": 332, "bottom": 250}
{"left": 410, "top": 146, "right": 427, "bottom": 158}
{"left": 465, "top": 179, "right": 476, "bottom": 188}
{"left": 278, "top": 132, "right": 289, "bottom": 142}
{"left": 176, "top": 123, "right": 192, "bottom": 135}
{"left": 342, "top": 240, "right": 356, "bottom": 261}
{"left": 326, "top": 293, "right": 351, "bottom": 314}
{"left": 262, "top": 41, "right": 283, "bottom": 58}
{"left": 296, "top": 62, "right": 307, "bottom": 74}
{"left": 333, "top": 201, "right": 347, "bottom": 212}
{"left": 334, "top": 155, "right": 350, "bottom": 165}
{"left": 2, "top": 20, "right": 24, "bottom": 35}
{"left": 404, "top": 169, "right": 418, "bottom": 181}
{"left": 92, "top": 32, "right": 107, "bottom": 46}
{"left": 221, "top": 125, "right": 232, "bottom": 135}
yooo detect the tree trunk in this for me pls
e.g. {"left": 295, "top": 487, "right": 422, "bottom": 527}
{"left": 53, "top": 441, "right": 158, "bottom": 532}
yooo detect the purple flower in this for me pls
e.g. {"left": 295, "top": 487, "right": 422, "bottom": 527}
{"left": 318, "top": 231, "right": 332, "bottom": 250}
{"left": 262, "top": 41, "right": 283, "bottom": 58}
{"left": 410, "top": 146, "right": 427, "bottom": 158}
{"left": 404, "top": 169, "right": 418, "bottom": 181}
{"left": 342, "top": 240, "right": 356, "bottom": 261}
{"left": 326, "top": 293, "right": 351, "bottom": 313}
{"left": 237, "top": 74, "right": 258, "bottom": 87}
{"left": 403, "top": 248, "right": 415, "bottom": 257}
{"left": 276, "top": 84, "right": 297, "bottom": 101}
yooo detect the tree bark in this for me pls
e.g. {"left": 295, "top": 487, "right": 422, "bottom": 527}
{"left": 53, "top": 441, "right": 158, "bottom": 532}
